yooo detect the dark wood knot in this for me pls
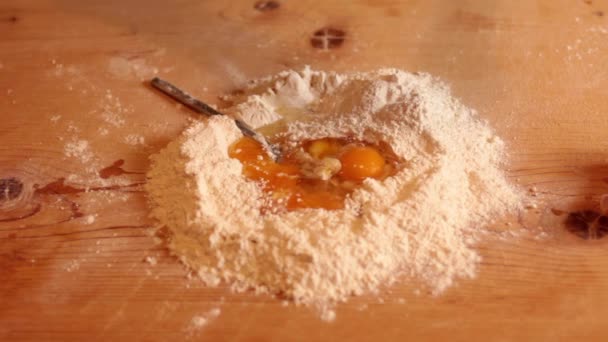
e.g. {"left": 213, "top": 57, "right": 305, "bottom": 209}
{"left": 565, "top": 210, "right": 608, "bottom": 240}
{"left": 0, "top": 178, "right": 24, "bottom": 202}
{"left": 254, "top": 1, "right": 280, "bottom": 11}
{"left": 310, "top": 27, "right": 346, "bottom": 50}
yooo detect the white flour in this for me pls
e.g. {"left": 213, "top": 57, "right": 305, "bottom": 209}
{"left": 64, "top": 139, "right": 94, "bottom": 164}
{"left": 146, "top": 67, "right": 522, "bottom": 318}
{"left": 187, "top": 308, "right": 221, "bottom": 336}
{"left": 124, "top": 134, "right": 146, "bottom": 146}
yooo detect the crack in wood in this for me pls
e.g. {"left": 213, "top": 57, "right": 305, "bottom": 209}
{"left": 34, "top": 178, "right": 144, "bottom": 195}
{"left": 0, "top": 177, "right": 145, "bottom": 232}
{"left": 0, "top": 203, "right": 41, "bottom": 223}
{"left": 0, "top": 224, "right": 150, "bottom": 240}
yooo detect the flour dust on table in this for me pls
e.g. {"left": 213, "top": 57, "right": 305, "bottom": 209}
{"left": 145, "top": 67, "right": 523, "bottom": 320}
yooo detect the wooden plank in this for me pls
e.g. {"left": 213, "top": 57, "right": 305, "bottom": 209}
{"left": 2, "top": 0, "right": 608, "bottom": 340}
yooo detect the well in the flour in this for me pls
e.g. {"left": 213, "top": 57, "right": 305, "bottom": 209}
{"left": 228, "top": 135, "right": 402, "bottom": 212}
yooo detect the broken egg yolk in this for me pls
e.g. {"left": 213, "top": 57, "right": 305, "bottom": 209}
{"left": 228, "top": 136, "right": 399, "bottom": 212}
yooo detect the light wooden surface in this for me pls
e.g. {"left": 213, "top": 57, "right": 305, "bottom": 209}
{"left": 2, "top": 0, "right": 608, "bottom": 340}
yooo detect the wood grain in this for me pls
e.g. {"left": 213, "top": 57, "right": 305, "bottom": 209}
{"left": 2, "top": 0, "right": 608, "bottom": 340}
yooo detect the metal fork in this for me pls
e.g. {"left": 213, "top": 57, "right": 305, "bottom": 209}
{"left": 150, "top": 77, "right": 280, "bottom": 161}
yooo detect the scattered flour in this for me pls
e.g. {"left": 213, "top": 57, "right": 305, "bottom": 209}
{"left": 83, "top": 214, "right": 96, "bottom": 225}
{"left": 320, "top": 309, "right": 336, "bottom": 322}
{"left": 124, "top": 134, "right": 146, "bottom": 146}
{"left": 64, "top": 139, "right": 94, "bottom": 163}
{"left": 144, "top": 256, "right": 158, "bottom": 266}
{"left": 58, "top": 90, "right": 141, "bottom": 189}
{"left": 101, "top": 110, "right": 125, "bottom": 128}
{"left": 188, "top": 308, "right": 221, "bottom": 331}
{"left": 207, "top": 308, "right": 221, "bottom": 318}
{"left": 107, "top": 56, "right": 159, "bottom": 80}
{"left": 65, "top": 260, "right": 80, "bottom": 272}
{"left": 98, "top": 127, "right": 109, "bottom": 136}
{"left": 145, "top": 67, "right": 523, "bottom": 319}
{"left": 61, "top": 130, "right": 135, "bottom": 199}
{"left": 190, "top": 316, "right": 207, "bottom": 328}
{"left": 100, "top": 90, "right": 127, "bottom": 127}
{"left": 67, "top": 123, "right": 80, "bottom": 133}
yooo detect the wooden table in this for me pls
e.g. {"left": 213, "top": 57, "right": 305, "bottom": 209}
{"left": 2, "top": 0, "right": 608, "bottom": 340}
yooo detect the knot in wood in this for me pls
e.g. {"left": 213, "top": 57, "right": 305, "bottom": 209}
{"left": 0, "top": 178, "right": 24, "bottom": 202}
{"left": 310, "top": 27, "right": 346, "bottom": 50}
{"left": 565, "top": 210, "right": 608, "bottom": 240}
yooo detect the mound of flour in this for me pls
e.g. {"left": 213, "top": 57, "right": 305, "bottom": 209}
{"left": 146, "top": 67, "right": 522, "bottom": 317}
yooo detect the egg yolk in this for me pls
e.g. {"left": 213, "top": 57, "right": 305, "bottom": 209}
{"left": 339, "top": 146, "right": 386, "bottom": 181}
{"left": 228, "top": 136, "right": 397, "bottom": 213}
{"left": 229, "top": 137, "right": 300, "bottom": 191}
